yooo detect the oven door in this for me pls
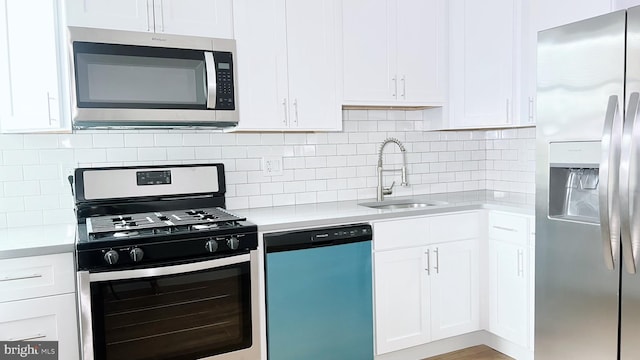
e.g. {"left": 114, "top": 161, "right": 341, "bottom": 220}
{"left": 77, "top": 253, "right": 260, "bottom": 360}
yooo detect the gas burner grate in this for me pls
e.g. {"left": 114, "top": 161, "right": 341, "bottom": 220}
{"left": 85, "top": 207, "right": 246, "bottom": 241}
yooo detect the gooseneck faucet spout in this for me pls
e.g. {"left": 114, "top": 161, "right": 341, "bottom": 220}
{"left": 377, "top": 137, "right": 408, "bottom": 201}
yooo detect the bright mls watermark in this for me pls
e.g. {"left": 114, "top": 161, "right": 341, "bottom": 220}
{"left": 0, "top": 342, "right": 58, "bottom": 359}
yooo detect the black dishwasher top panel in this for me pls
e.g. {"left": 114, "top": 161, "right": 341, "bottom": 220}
{"left": 264, "top": 223, "right": 372, "bottom": 253}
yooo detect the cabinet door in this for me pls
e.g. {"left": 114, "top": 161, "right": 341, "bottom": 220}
{"left": 430, "top": 240, "right": 480, "bottom": 341}
{"left": 342, "top": 0, "right": 396, "bottom": 104}
{"left": 374, "top": 247, "right": 430, "bottom": 354}
{"left": 0, "top": 0, "right": 64, "bottom": 132}
{"left": 396, "top": 0, "right": 446, "bottom": 104}
{"left": 65, "top": 0, "right": 152, "bottom": 32}
{"left": 153, "top": 0, "right": 233, "bottom": 38}
{"left": 0, "top": 293, "right": 79, "bottom": 360}
{"left": 449, "top": 0, "right": 515, "bottom": 128}
{"left": 285, "top": 0, "right": 341, "bottom": 130}
{"left": 489, "top": 240, "right": 528, "bottom": 347}
{"left": 233, "top": 0, "right": 290, "bottom": 130}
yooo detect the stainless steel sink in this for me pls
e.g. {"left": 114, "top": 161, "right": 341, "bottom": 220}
{"left": 358, "top": 199, "right": 448, "bottom": 210}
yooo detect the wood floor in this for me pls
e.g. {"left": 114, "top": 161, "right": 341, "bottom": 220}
{"left": 424, "top": 345, "right": 513, "bottom": 360}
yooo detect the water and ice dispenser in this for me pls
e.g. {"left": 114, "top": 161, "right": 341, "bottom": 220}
{"left": 548, "top": 141, "right": 601, "bottom": 223}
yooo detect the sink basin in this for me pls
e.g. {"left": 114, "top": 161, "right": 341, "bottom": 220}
{"left": 358, "top": 199, "right": 448, "bottom": 210}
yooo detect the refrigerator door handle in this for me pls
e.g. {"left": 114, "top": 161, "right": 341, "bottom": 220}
{"left": 599, "top": 95, "right": 622, "bottom": 271}
{"left": 621, "top": 92, "right": 640, "bottom": 274}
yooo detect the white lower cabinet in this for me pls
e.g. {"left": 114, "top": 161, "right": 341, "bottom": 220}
{"left": 489, "top": 239, "right": 529, "bottom": 346}
{"left": 430, "top": 240, "right": 479, "bottom": 341}
{"left": 487, "top": 211, "right": 534, "bottom": 351}
{"left": 373, "top": 212, "right": 480, "bottom": 355}
{"left": 0, "top": 253, "right": 79, "bottom": 360}
{"left": 374, "top": 246, "right": 431, "bottom": 354}
{"left": 0, "top": 293, "right": 79, "bottom": 359}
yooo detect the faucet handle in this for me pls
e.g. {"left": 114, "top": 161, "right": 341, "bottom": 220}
{"left": 383, "top": 181, "right": 395, "bottom": 195}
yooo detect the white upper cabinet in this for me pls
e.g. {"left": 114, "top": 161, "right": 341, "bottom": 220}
{"left": 65, "top": 0, "right": 234, "bottom": 38}
{"left": 342, "top": 0, "right": 445, "bottom": 106}
{"left": 234, "top": 0, "right": 341, "bottom": 131}
{"left": 65, "top": 0, "right": 152, "bottom": 32}
{"left": 447, "top": 0, "right": 517, "bottom": 129}
{"left": 0, "top": 0, "right": 67, "bottom": 132}
{"left": 153, "top": 0, "right": 233, "bottom": 38}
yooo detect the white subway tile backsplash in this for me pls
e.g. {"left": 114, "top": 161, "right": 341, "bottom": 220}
{"left": 4, "top": 181, "right": 40, "bottom": 197}
{"left": 3, "top": 149, "right": 39, "bottom": 166}
{"left": 107, "top": 148, "right": 138, "bottom": 162}
{"left": 124, "top": 134, "right": 155, "bottom": 147}
{"left": 0, "top": 110, "right": 536, "bottom": 228}
{"left": 93, "top": 134, "right": 124, "bottom": 148}
{"left": 166, "top": 147, "right": 195, "bottom": 161}
{"left": 24, "top": 134, "right": 58, "bottom": 149}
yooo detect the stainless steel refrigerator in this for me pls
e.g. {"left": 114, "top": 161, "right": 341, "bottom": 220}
{"left": 536, "top": 6, "right": 640, "bottom": 359}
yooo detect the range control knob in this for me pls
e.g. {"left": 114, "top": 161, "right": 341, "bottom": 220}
{"left": 104, "top": 250, "right": 119, "bottom": 265}
{"left": 227, "top": 236, "right": 240, "bottom": 250}
{"left": 129, "top": 247, "right": 144, "bottom": 262}
{"left": 205, "top": 239, "right": 219, "bottom": 253}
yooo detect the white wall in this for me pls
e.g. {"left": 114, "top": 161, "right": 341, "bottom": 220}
{"left": 0, "top": 110, "right": 535, "bottom": 228}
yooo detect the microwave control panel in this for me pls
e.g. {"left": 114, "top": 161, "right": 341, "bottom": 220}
{"left": 214, "top": 51, "right": 235, "bottom": 110}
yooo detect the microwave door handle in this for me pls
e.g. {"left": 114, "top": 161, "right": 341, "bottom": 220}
{"left": 88, "top": 253, "right": 250, "bottom": 282}
{"left": 622, "top": 92, "right": 640, "bottom": 274}
{"left": 600, "top": 94, "right": 622, "bottom": 271}
{"left": 205, "top": 52, "right": 217, "bottom": 109}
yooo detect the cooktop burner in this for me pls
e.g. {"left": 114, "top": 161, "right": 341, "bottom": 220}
{"left": 86, "top": 207, "right": 246, "bottom": 240}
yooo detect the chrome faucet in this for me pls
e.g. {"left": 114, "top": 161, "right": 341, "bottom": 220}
{"left": 377, "top": 137, "right": 408, "bottom": 201}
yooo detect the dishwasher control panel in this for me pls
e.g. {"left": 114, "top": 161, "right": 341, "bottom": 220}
{"left": 264, "top": 224, "right": 372, "bottom": 253}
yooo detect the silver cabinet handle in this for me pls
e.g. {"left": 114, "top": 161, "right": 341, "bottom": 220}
{"left": 506, "top": 99, "right": 511, "bottom": 124}
{"left": 392, "top": 76, "right": 397, "bottom": 98}
{"left": 46, "top": 92, "right": 53, "bottom": 126}
{"left": 9, "top": 334, "right": 46, "bottom": 342}
{"left": 401, "top": 75, "right": 406, "bottom": 99}
{"left": 621, "top": 92, "right": 640, "bottom": 274}
{"left": 282, "top": 98, "right": 288, "bottom": 126}
{"left": 528, "top": 97, "right": 534, "bottom": 123}
{"left": 434, "top": 247, "right": 439, "bottom": 274}
{"left": 425, "top": 249, "right": 430, "bottom": 275}
{"left": 517, "top": 249, "right": 524, "bottom": 277}
{"left": 599, "top": 95, "right": 622, "bottom": 271}
{"left": 492, "top": 225, "right": 517, "bottom": 232}
{"left": 146, "top": 0, "right": 151, "bottom": 31}
{"left": 204, "top": 52, "right": 217, "bottom": 109}
{"left": 158, "top": 0, "right": 165, "bottom": 32}
{"left": 0, "top": 273, "right": 43, "bottom": 282}
{"left": 293, "top": 99, "right": 299, "bottom": 126}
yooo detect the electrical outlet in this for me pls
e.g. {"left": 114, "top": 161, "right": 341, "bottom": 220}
{"left": 262, "top": 157, "right": 283, "bottom": 176}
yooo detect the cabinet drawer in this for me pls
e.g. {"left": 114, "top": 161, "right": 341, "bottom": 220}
{"left": 0, "top": 293, "right": 79, "bottom": 359}
{"left": 0, "top": 253, "right": 75, "bottom": 302}
{"left": 489, "top": 212, "right": 529, "bottom": 245}
{"left": 429, "top": 212, "right": 480, "bottom": 242}
{"left": 374, "top": 217, "right": 429, "bottom": 250}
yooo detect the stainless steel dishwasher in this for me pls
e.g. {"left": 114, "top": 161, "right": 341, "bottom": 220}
{"left": 264, "top": 223, "right": 373, "bottom": 360}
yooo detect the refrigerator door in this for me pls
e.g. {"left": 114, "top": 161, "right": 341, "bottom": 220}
{"left": 536, "top": 11, "right": 626, "bottom": 360}
{"left": 620, "top": 6, "right": 640, "bottom": 359}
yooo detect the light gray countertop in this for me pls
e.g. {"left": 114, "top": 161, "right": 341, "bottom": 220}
{"left": 234, "top": 190, "right": 535, "bottom": 233}
{"left": 0, "top": 223, "right": 76, "bottom": 259}
{"left": 0, "top": 190, "right": 534, "bottom": 259}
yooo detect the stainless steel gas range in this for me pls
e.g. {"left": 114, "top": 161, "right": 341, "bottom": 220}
{"left": 72, "top": 164, "right": 260, "bottom": 360}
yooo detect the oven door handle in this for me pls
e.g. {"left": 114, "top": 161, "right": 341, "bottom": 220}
{"left": 88, "top": 253, "right": 250, "bottom": 282}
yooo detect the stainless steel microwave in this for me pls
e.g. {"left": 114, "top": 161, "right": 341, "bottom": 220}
{"left": 67, "top": 27, "right": 238, "bottom": 129}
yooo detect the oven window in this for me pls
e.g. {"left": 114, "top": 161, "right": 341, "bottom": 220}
{"left": 90, "top": 263, "right": 252, "bottom": 360}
